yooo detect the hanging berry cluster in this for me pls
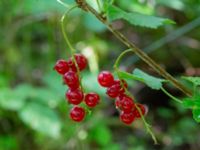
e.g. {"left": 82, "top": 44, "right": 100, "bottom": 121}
{"left": 98, "top": 71, "right": 147, "bottom": 125}
{"left": 54, "top": 53, "right": 100, "bottom": 122}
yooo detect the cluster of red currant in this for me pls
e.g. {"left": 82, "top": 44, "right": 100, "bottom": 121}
{"left": 54, "top": 54, "right": 100, "bottom": 122}
{"left": 97, "top": 71, "right": 147, "bottom": 125}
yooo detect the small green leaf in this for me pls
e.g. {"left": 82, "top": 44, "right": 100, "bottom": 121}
{"left": 106, "top": 5, "right": 175, "bottom": 29}
{"left": 132, "top": 69, "right": 164, "bottom": 90}
{"left": 118, "top": 71, "right": 144, "bottom": 82}
{"left": 182, "top": 95, "right": 200, "bottom": 123}
{"left": 183, "top": 95, "right": 200, "bottom": 108}
{"left": 182, "top": 99, "right": 195, "bottom": 108}
{"left": 19, "top": 102, "right": 61, "bottom": 138}
{"left": 182, "top": 76, "right": 200, "bottom": 86}
{"left": 118, "top": 69, "right": 165, "bottom": 90}
{"left": 192, "top": 108, "right": 200, "bottom": 123}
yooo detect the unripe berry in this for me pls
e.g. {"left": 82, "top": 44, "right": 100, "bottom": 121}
{"left": 98, "top": 71, "right": 114, "bottom": 87}
{"left": 120, "top": 111, "right": 135, "bottom": 125}
{"left": 66, "top": 88, "right": 84, "bottom": 105}
{"left": 63, "top": 71, "right": 79, "bottom": 89}
{"left": 84, "top": 92, "right": 100, "bottom": 108}
{"left": 54, "top": 59, "right": 69, "bottom": 75}
{"left": 70, "top": 106, "right": 85, "bottom": 122}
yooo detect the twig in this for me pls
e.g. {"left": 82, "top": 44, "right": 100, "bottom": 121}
{"left": 75, "top": 0, "right": 192, "bottom": 97}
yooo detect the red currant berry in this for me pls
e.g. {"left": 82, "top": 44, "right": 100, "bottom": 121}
{"left": 115, "top": 95, "right": 124, "bottom": 109}
{"left": 120, "top": 111, "right": 135, "bottom": 125}
{"left": 115, "top": 95, "right": 134, "bottom": 112}
{"left": 68, "top": 54, "right": 88, "bottom": 71}
{"left": 67, "top": 59, "right": 77, "bottom": 72}
{"left": 84, "top": 92, "right": 100, "bottom": 108}
{"left": 98, "top": 71, "right": 114, "bottom": 87}
{"left": 54, "top": 59, "right": 69, "bottom": 75}
{"left": 120, "top": 95, "right": 134, "bottom": 112}
{"left": 70, "top": 106, "right": 85, "bottom": 122}
{"left": 63, "top": 71, "right": 79, "bottom": 89}
{"left": 66, "top": 88, "right": 84, "bottom": 105}
{"left": 133, "top": 104, "right": 146, "bottom": 118}
{"left": 75, "top": 54, "right": 87, "bottom": 71}
{"left": 106, "top": 80, "right": 127, "bottom": 98}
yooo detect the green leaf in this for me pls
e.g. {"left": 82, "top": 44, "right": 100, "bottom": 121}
{"left": 106, "top": 5, "right": 175, "bottom": 29}
{"left": 157, "top": 0, "right": 185, "bottom": 11}
{"left": 182, "top": 99, "right": 195, "bottom": 108}
{"left": 32, "top": 88, "right": 62, "bottom": 108}
{"left": 118, "top": 71, "right": 144, "bottom": 82}
{"left": 183, "top": 95, "right": 200, "bottom": 107}
{"left": 118, "top": 69, "right": 165, "bottom": 90}
{"left": 182, "top": 76, "right": 200, "bottom": 86}
{"left": 19, "top": 102, "right": 61, "bottom": 138}
{"left": 182, "top": 95, "right": 200, "bottom": 123}
{"left": 90, "top": 125, "right": 112, "bottom": 146}
{"left": 192, "top": 108, "right": 200, "bottom": 123}
{"left": 14, "top": 83, "right": 62, "bottom": 108}
{"left": 133, "top": 69, "right": 164, "bottom": 90}
{"left": 22, "top": 0, "right": 66, "bottom": 14}
{"left": 0, "top": 88, "right": 26, "bottom": 111}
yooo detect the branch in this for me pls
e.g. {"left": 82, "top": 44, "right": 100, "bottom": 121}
{"left": 75, "top": 0, "right": 192, "bottom": 97}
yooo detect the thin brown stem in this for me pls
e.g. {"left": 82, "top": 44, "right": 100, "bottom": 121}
{"left": 75, "top": 0, "right": 192, "bottom": 97}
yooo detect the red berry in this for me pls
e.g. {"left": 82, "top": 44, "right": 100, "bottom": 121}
{"left": 115, "top": 95, "right": 123, "bottom": 109}
{"left": 106, "top": 80, "right": 128, "bottom": 98}
{"left": 133, "top": 104, "right": 146, "bottom": 118}
{"left": 63, "top": 71, "right": 79, "bottom": 89}
{"left": 75, "top": 54, "right": 87, "bottom": 71}
{"left": 68, "top": 54, "right": 87, "bottom": 71}
{"left": 54, "top": 59, "right": 69, "bottom": 74}
{"left": 84, "top": 92, "right": 100, "bottom": 108}
{"left": 115, "top": 95, "right": 134, "bottom": 112}
{"left": 98, "top": 71, "right": 114, "bottom": 87}
{"left": 70, "top": 106, "right": 85, "bottom": 122}
{"left": 67, "top": 59, "right": 77, "bottom": 72}
{"left": 120, "top": 111, "right": 135, "bottom": 125}
{"left": 66, "top": 88, "right": 84, "bottom": 105}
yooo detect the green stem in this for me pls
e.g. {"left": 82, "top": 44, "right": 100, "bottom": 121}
{"left": 60, "top": 4, "right": 84, "bottom": 91}
{"left": 114, "top": 49, "right": 132, "bottom": 68}
{"left": 114, "top": 50, "right": 158, "bottom": 144}
{"left": 61, "top": 5, "right": 77, "bottom": 55}
{"left": 161, "top": 87, "right": 183, "bottom": 104}
{"left": 115, "top": 68, "right": 158, "bottom": 144}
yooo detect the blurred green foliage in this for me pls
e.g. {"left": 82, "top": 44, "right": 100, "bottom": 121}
{"left": 0, "top": 0, "right": 200, "bottom": 150}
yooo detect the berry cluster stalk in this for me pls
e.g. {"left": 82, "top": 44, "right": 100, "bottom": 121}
{"left": 75, "top": 0, "right": 192, "bottom": 97}
{"left": 114, "top": 49, "right": 158, "bottom": 144}
{"left": 61, "top": 5, "right": 84, "bottom": 91}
